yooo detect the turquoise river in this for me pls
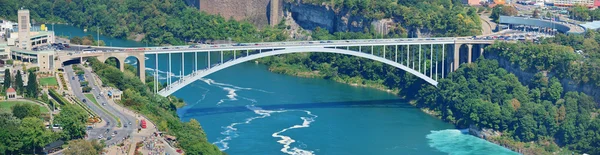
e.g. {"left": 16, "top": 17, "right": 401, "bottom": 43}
{"left": 54, "top": 24, "right": 519, "bottom": 155}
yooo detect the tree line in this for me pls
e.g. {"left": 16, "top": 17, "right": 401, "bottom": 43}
{"left": 0, "top": 0, "right": 287, "bottom": 45}
{"left": 2, "top": 69, "right": 39, "bottom": 99}
{"left": 0, "top": 67, "right": 92, "bottom": 154}
{"left": 487, "top": 30, "right": 600, "bottom": 88}
{"left": 416, "top": 58, "right": 599, "bottom": 154}
{"left": 1, "top": 101, "right": 93, "bottom": 154}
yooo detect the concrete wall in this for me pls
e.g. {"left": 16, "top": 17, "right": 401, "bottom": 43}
{"left": 37, "top": 52, "right": 54, "bottom": 73}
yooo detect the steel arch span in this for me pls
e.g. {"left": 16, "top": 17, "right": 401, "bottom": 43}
{"left": 157, "top": 47, "right": 438, "bottom": 96}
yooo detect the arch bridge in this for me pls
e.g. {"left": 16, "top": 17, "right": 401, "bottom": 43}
{"left": 56, "top": 38, "right": 494, "bottom": 97}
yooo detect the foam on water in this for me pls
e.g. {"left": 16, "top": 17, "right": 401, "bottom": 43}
{"left": 426, "top": 129, "right": 519, "bottom": 155}
{"left": 217, "top": 87, "right": 239, "bottom": 105}
{"left": 198, "top": 78, "right": 271, "bottom": 105}
{"left": 214, "top": 105, "right": 289, "bottom": 151}
{"left": 272, "top": 110, "right": 318, "bottom": 155}
{"left": 193, "top": 79, "right": 316, "bottom": 153}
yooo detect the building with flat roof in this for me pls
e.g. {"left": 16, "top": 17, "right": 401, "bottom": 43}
{"left": 8, "top": 31, "right": 55, "bottom": 50}
{"left": 2, "top": 9, "right": 57, "bottom": 74}
{"left": 8, "top": 9, "right": 55, "bottom": 50}
{"left": 0, "top": 20, "right": 16, "bottom": 40}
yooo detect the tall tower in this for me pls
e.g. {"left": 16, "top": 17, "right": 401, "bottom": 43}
{"left": 18, "top": 9, "right": 30, "bottom": 50}
{"left": 269, "top": 0, "right": 280, "bottom": 27}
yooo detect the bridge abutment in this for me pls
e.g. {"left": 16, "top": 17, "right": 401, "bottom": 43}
{"left": 136, "top": 54, "right": 146, "bottom": 83}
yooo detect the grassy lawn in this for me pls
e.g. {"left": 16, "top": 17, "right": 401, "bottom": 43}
{"left": 84, "top": 94, "right": 99, "bottom": 105}
{"left": 40, "top": 77, "right": 59, "bottom": 86}
{"left": 0, "top": 101, "right": 49, "bottom": 113}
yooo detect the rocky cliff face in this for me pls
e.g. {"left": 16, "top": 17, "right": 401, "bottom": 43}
{"left": 197, "top": 0, "right": 275, "bottom": 28}
{"left": 192, "top": 0, "right": 373, "bottom": 32}
{"left": 485, "top": 52, "right": 600, "bottom": 104}
{"left": 285, "top": 2, "right": 370, "bottom": 33}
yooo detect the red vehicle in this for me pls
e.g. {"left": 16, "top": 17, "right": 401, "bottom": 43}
{"left": 140, "top": 119, "right": 147, "bottom": 129}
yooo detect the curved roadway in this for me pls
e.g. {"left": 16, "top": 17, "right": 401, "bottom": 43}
{"left": 65, "top": 65, "right": 135, "bottom": 145}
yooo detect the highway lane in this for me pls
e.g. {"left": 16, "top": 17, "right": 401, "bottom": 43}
{"left": 64, "top": 65, "right": 126, "bottom": 145}
{"left": 80, "top": 65, "right": 138, "bottom": 146}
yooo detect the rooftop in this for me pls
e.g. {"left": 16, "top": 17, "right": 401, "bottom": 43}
{"left": 6, "top": 87, "right": 15, "bottom": 93}
{"left": 30, "top": 31, "right": 54, "bottom": 38}
{"left": 580, "top": 21, "right": 600, "bottom": 30}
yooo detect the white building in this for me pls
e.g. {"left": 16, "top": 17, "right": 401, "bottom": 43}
{"left": 4, "top": 9, "right": 55, "bottom": 50}
{"left": 0, "top": 20, "right": 16, "bottom": 40}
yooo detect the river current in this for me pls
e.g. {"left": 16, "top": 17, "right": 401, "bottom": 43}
{"left": 54, "top": 24, "right": 519, "bottom": 155}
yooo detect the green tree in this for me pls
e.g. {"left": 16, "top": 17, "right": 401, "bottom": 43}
{"left": 547, "top": 77, "right": 563, "bottom": 102}
{"left": 26, "top": 71, "right": 38, "bottom": 98}
{"left": 11, "top": 103, "right": 41, "bottom": 119}
{"left": 3, "top": 68, "right": 10, "bottom": 91}
{"left": 63, "top": 139, "right": 102, "bottom": 155}
{"left": 0, "top": 110, "right": 23, "bottom": 154}
{"left": 55, "top": 104, "right": 88, "bottom": 140}
{"left": 14, "top": 70, "right": 23, "bottom": 95}
{"left": 19, "top": 117, "right": 51, "bottom": 154}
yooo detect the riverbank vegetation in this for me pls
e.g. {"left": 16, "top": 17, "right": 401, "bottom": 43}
{"left": 293, "top": 0, "right": 482, "bottom": 36}
{"left": 416, "top": 59, "right": 599, "bottom": 154}
{"left": 0, "top": 0, "right": 286, "bottom": 45}
{"left": 88, "top": 58, "right": 223, "bottom": 155}
{"left": 69, "top": 35, "right": 105, "bottom": 46}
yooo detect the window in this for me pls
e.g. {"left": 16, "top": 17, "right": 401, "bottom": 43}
{"left": 20, "top": 16, "right": 27, "bottom": 30}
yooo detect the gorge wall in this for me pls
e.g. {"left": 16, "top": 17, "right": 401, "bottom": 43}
{"left": 188, "top": 0, "right": 378, "bottom": 33}
{"left": 284, "top": 2, "right": 371, "bottom": 33}
{"left": 188, "top": 0, "right": 281, "bottom": 28}
{"left": 484, "top": 52, "right": 600, "bottom": 104}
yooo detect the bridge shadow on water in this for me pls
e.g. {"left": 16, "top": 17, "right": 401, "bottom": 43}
{"left": 182, "top": 99, "right": 413, "bottom": 117}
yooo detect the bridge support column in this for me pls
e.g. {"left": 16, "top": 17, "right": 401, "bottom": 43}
{"left": 137, "top": 54, "right": 146, "bottom": 83}
{"left": 430, "top": 44, "right": 433, "bottom": 77}
{"left": 480, "top": 45, "right": 484, "bottom": 58}
{"left": 467, "top": 44, "right": 473, "bottom": 64}
{"left": 395, "top": 45, "right": 398, "bottom": 62}
{"left": 119, "top": 58, "right": 125, "bottom": 72}
{"left": 442, "top": 44, "right": 445, "bottom": 78}
{"left": 407, "top": 45, "right": 410, "bottom": 67}
{"left": 419, "top": 44, "right": 421, "bottom": 73}
{"left": 453, "top": 44, "right": 461, "bottom": 71}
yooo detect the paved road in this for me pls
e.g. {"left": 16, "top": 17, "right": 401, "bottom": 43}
{"left": 80, "top": 65, "right": 138, "bottom": 146}
{"left": 64, "top": 65, "right": 133, "bottom": 145}
{"left": 480, "top": 13, "right": 497, "bottom": 35}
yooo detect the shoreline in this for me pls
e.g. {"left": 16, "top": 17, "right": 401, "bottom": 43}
{"left": 261, "top": 61, "right": 532, "bottom": 154}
